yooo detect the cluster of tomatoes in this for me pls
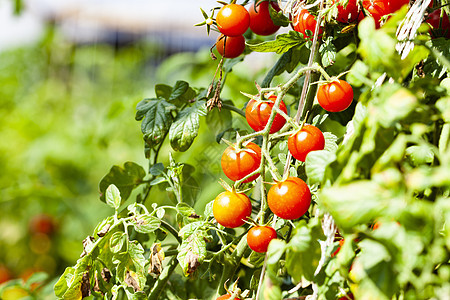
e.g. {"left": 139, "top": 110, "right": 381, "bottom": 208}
{"left": 215, "top": 1, "right": 281, "bottom": 58}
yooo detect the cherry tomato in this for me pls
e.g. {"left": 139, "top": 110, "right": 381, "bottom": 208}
{"left": 338, "top": 293, "right": 354, "bottom": 300}
{"left": 248, "top": 1, "right": 281, "bottom": 36}
{"left": 292, "top": 9, "right": 323, "bottom": 39}
{"left": 267, "top": 177, "right": 311, "bottom": 220}
{"left": 216, "top": 4, "right": 250, "bottom": 37}
{"left": 389, "top": 0, "right": 409, "bottom": 13}
{"left": 427, "top": 9, "right": 450, "bottom": 39}
{"left": 362, "top": 0, "right": 390, "bottom": 28}
{"left": 245, "top": 95, "right": 287, "bottom": 134}
{"left": 247, "top": 225, "right": 277, "bottom": 253}
{"left": 29, "top": 214, "right": 56, "bottom": 236}
{"left": 221, "top": 142, "right": 261, "bottom": 183}
{"left": 317, "top": 79, "right": 354, "bottom": 112}
{"left": 213, "top": 191, "right": 252, "bottom": 228}
{"left": 288, "top": 124, "right": 325, "bottom": 162}
{"left": 216, "top": 35, "right": 246, "bottom": 59}
{"left": 335, "top": 0, "right": 363, "bottom": 23}
{"left": 216, "top": 295, "right": 240, "bottom": 300}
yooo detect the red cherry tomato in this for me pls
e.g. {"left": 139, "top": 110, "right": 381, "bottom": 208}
{"left": 292, "top": 9, "right": 323, "bottom": 39}
{"left": 221, "top": 142, "right": 261, "bottom": 183}
{"left": 267, "top": 177, "right": 311, "bottom": 220}
{"left": 248, "top": 1, "right": 281, "bottom": 36}
{"left": 288, "top": 124, "right": 325, "bottom": 162}
{"left": 213, "top": 191, "right": 252, "bottom": 228}
{"left": 216, "top": 295, "right": 240, "bottom": 300}
{"left": 245, "top": 95, "right": 287, "bottom": 134}
{"left": 29, "top": 214, "right": 56, "bottom": 236}
{"left": 317, "top": 79, "right": 354, "bottom": 112}
{"left": 216, "top": 35, "right": 246, "bottom": 59}
{"left": 247, "top": 225, "right": 277, "bottom": 253}
{"left": 216, "top": 4, "right": 250, "bottom": 37}
{"left": 427, "top": 9, "right": 450, "bottom": 39}
{"left": 335, "top": 0, "right": 363, "bottom": 23}
{"left": 389, "top": 0, "right": 409, "bottom": 13}
{"left": 362, "top": 0, "right": 390, "bottom": 28}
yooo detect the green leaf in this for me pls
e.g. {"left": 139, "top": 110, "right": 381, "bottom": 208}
{"left": 106, "top": 184, "right": 121, "bottom": 210}
{"left": 319, "top": 37, "right": 337, "bottom": 68}
{"left": 133, "top": 215, "right": 161, "bottom": 234}
{"left": 406, "top": 145, "right": 434, "bottom": 166}
{"left": 135, "top": 98, "right": 176, "bottom": 148}
{"left": 113, "top": 242, "right": 147, "bottom": 291}
{"left": 110, "top": 232, "right": 127, "bottom": 253}
{"left": 306, "top": 150, "right": 336, "bottom": 184}
{"left": 261, "top": 46, "right": 306, "bottom": 87}
{"left": 267, "top": 239, "right": 286, "bottom": 265}
{"left": 169, "top": 101, "right": 207, "bottom": 152}
{"left": 149, "top": 163, "right": 165, "bottom": 176}
{"left": 177, "top": 228, "right": 207, "bottom": 276}
{"left": 168, "top": 81, "right": 197, "bottom": 106}
{"left": 247, "top": 32, "right": 305, "bottom": 54}
{"left": 99, "top": 162, "right": 146, "bottom": 203}
{"left": 155, "top": 84, "right": 173, "bottom": 100}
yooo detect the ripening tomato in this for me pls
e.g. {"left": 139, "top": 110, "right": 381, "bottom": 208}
{"left": 427, "top": 9, "right": 450, "bottom": 39}
{"left": 335, "top": 0, "right": 363, "bottom": 23}
{"left": 213, "top": 191, "right": 252, "bottom": 228}
{"left": 248, "top": 1, "right": 281, "bottom": 36}
{"left": 247, "top": 225, "right": 277, "bottom": 253}
{"left": 216, "top": 4, "right": 250, "bottom": 36}
{"left": 221, "top": 142, "right": 261, "bottom": 183}
{"left": 317, "top": 79, "right": 354, "bottom": 112}
{"left": 292, "top": 9, "right": 323, "bottom": 39}
{"left": 362, "top": 0, "right": 390, "bottom": 28}
{"left": 338, "top": 293, "right": 354, "bottom": 300}
{"left": 245, "top": 95, "right": 287, "bottom": 134}
{"left": 216, "top": 35, "right": 246, "bottom": 58}
{"left": 288, "top": 124, "right": 325, "bottom": 162}
{"left": 216, "top": 295, "right": 240, "bottom": 300}
{"left": 389, "top": 0, "right": 409, "bottom": 13}
{"left": 267, "top": 177, "right": 311, "bottom": 220}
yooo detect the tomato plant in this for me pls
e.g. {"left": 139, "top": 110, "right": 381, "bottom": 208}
{"left": 213, "top": 190, "right": 252, "bottom": 228}
{"left": 288, "top": 124, "right": 325, "bottom": 162}
{"left": 29, "top": 214, "right": 56, "bottom": 236}
{"left": 216, "top": 294, "right": 240, "bottom": 300}
{"left": 267, "top": 177, "right": 311, "bottom": 220}
{"left": 248, "top": 1, "right": 281, "bottom": 36}
{"left": 317, "top": 79, "right": 354, "bottom": 112}
{"left": 216, "top": 4, "right": 250, "bottom": 37}
{"left": 216, "top": 35, "right": 246, "bottom": 58}
{"left": 221, "top": 141, "right": 261, "bottom": 183}
{"left": 245, "top": 95, "right": 287, "bottom": 133}
{"left": 247, "top": 225, "right": 277, "bottom": 253}
{"left": 49, "top": 1, "right": 449, "bottom": 300}
{"left": 292, "top": 9, "right": 323, "bottom": 39}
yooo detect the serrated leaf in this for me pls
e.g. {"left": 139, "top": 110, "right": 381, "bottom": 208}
{"left": 136, "top": 98, "right": 176, "bottom": 148}
{"left": 169, "top": 101, "right": 207, "bottom": 152}
{"left": 247, "top": 32, "right": 304, "bottom": 54}
{"left": 155, "top": 84, "right": 173, "bottom": 100}
{"left": 110, "top": 232, "right": 127, "bottom": 253}
{"left": 177, "top": 232, "right": 207, "bottom": 276}
{"left": 133, "top": 215, "right": 161, "bottom": 234}
{"left": 99, "top": 162, "right": 146, "bottom": 203}
{"left": 114, "top": 242, "right": 147, "bottom": 291}
{"left": 106, "top": 184, "right": 121, "bottom": 210}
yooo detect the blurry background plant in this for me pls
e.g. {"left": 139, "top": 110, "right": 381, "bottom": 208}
{"left": 0, "top": 0, "right": 282, "bottom": 297}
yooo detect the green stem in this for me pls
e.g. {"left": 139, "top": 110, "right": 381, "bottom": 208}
{"left": 222, "top": 103, "right": 246, "bottom": 118}
{"left": 160, "top": 220, "right": 182, "bottom": 244}
{"left": 148, "top": 256, "right": 178, "bottom": 300}
{"left": 215, "top": 237, "right": 249, "bottom": 297}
